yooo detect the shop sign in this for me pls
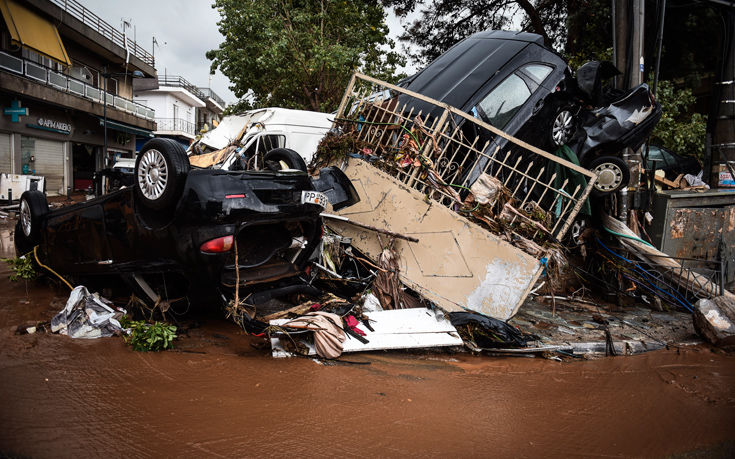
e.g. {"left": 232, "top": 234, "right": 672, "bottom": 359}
{"left": 26, "top": 117, "right": 72, "bottom": 135}
{"left": 3, "top": 99, "right": 28, "bottom": 122}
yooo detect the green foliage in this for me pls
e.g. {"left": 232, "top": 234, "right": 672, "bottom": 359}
{"left": 565, "top": 47, "right": 612, "bottom": 74}
{"left": 207, "top": 0, "right": 404, "bottom": 113}
{"left": 650, "top": 79, "right": 707, "bottom": 162}
{"left": 122, "top": 317, "right": 177, "bottom": 352}
{"left": 386, "top": 0, "right": 568, "bottom": 66}
{"left": 564, "top": 0, "right": 611, "bottom": 69}
{"left": 2, "top": 255, "right": 36, "bottom": 282}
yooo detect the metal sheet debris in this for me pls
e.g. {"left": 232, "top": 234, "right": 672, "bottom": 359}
{"left": 270, "top": 308, "right": 463, "bottom": 358}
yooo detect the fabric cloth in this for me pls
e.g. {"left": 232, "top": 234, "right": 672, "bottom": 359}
{"left": 344, "top": 315, "right": 366, "bottom": 336}
{"left": 51, "top": 286, "right": 126, "bottom": 339}
{"left": 284, "top": 311, "right": 346, "bottom": 359}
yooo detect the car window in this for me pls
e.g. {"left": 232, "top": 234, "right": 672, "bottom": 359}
{"left": 660, "top": 148, "right": 678, "bottom": 166}
{"left": 233, "top": 134, "right": 287, "bottom": 170}
{"left": 522, "top": 64, "right": 553, "bottom": 84}
{"left": 476, "top": 74, "right": 532, "bottom": 128}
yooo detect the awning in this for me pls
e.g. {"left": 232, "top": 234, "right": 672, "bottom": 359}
{"left": 0, "top": 0, "right": 71, "bottom": 66}
{"left": 96, "top": 117, "right": 154, "bottom": 138}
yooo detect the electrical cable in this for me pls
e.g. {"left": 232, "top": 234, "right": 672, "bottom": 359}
{"left": 596, "top": 239, "right": 694, "bottom": 311}
{"left": 33, "top": 245, "right": 73, "bottom": 290}
{"left": 602, "top": 225, "right": 654, "bottom": 247}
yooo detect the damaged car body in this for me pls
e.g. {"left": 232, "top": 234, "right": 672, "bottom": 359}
{"left": 15, "top": 137, "right": 359, "bottom": 308}
{"left": 398, "top": 30, "right": 662, "bottom": 195}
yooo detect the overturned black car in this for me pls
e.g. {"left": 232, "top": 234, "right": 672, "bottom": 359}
{"left": 15, "top": 138, "right": 359, "bottom": 306}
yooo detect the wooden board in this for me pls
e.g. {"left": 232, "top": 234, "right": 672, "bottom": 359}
{"left": 330, "top": 158, "right": 543, "bottom": 320}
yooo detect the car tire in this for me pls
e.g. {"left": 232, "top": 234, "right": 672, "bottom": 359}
{"left": 15, "top": 190, "right": 49, "bottom": 254}
{"left": 588, "top": 155, "right": 630, "bottom": 195}
{"left": 263, "top": 148, "right": 308, "bottom": 172}
{"left": 135, "top": 138, "right": 190, "bottom": 210}
{"left": 550, "top": 104, "right": 577, "bottom": 147}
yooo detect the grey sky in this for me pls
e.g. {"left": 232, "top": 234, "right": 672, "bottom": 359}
{"left": 82, "top": 1, "right": 417, "bottom": 108}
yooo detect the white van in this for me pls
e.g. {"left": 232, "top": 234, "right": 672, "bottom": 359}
{"left": 188, "top": 108, "right": 332, "bottom": 170}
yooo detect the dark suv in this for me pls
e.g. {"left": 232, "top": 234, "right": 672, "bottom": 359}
{"left": 400, "top": 30, "right": 662, "bottom": 195}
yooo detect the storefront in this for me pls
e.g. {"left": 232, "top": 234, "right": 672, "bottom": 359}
{"left": 1, "top": 94, "right": 149, "bottom": 195}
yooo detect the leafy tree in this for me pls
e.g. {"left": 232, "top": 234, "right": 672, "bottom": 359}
{"left": 650, "top": 79, "right": 707, "bottom": 161}
{"left": 207, "top": 0, "right": 404, "bottom": 113}
{"left": 384, "top": 0, "right": 568, "bottom": 66}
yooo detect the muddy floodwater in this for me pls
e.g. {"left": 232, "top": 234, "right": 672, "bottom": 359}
{"left": 1, "top": 221, "right": 734, "bottom": 457}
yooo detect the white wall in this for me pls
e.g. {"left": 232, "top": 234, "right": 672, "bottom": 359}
{"left": 134, "top": 91, "right": 198, "bottom": 123}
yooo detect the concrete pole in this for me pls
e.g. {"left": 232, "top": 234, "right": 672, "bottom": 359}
{"left": 613, "top": 0, "right": 645, "bottom": 223}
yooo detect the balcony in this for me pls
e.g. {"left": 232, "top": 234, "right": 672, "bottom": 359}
{"left": 158, "top": 76, "right": 207, "bottom": 100}
{"left": 198, "top": 87, "right": 226, "bottom": 111}
{"left": 155, "top": 117, "right": 196, "bottom": 138}
{"left": 49, "top": 0, "right": 155, "bottom": 67}
{"left": 0, "top": 50, "right": 155, "bottom": 120}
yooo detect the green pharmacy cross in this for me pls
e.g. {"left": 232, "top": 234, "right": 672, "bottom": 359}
{"left": 3, "top": 100, "right": 28, "bottom": 122}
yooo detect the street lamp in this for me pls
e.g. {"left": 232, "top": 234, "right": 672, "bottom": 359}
{"left": 102, "top": 69, "right": 144, "bottom": 170}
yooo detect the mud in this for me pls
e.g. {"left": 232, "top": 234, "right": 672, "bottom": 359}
{"left": 1, "top": 219, "right": 735, "bottom": 457}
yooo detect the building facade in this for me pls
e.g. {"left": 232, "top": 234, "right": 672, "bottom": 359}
{"left": 134, "top": 75, "right": 204, "bottom": 150}
{"left": 0, "top": 0, "right": 157, "bottom": 194}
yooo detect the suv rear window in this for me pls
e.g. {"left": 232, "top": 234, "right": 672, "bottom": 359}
{"left": 476, "top": 73, "right": 531, "bottom": 128}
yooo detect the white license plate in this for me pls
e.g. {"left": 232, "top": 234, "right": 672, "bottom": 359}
{"left": 301, "top": 190, "right": 328, "bottom": 208}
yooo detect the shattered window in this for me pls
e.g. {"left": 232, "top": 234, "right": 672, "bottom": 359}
{"left": 232, "top": 134, "right": 287, "bottom": 170}
{"left": 523, "top": 64, "right": 553, "bottom": 84}
{"left": 476, "top": 74, "right": 531, "bottom": 128}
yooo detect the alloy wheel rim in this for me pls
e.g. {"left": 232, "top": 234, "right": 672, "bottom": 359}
{"left": 552, "top": 110, "right": 574, "bottom": 146}
{"left": 137, "top": 149, "right": 169, "bottom": 200}
{"left": 20, "top": 199, "right": 31, "bottom": 237}
{"left": 593, "top": 162, "right": 624, "bottom": 191}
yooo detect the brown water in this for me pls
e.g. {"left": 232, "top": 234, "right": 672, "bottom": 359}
{"left": 1, "top": 221, "right": 734, "bottom": 457}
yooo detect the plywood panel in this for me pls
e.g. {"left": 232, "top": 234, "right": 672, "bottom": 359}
{"left": 330, "top": 158, "right": 542, "bottom": 320}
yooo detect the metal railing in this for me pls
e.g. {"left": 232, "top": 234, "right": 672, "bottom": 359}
{"left": 334, "top": 72, "right": 598, "bottom": 242}
{"left": 198, "top": 87, "right": 226, "bottom": 108}
{"left": 50, "top": 0, "right": 155, "bottom": 67}
{"left": 0, "top": 51, "right": 155, "bottom": 120}
{"left": 155, "top": 117, "right": 196, "bottom": 136}
{"left": 158, "top": 75, "right": 206, "bottom": 101}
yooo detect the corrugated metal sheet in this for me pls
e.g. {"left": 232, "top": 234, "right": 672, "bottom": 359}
{"left": 0, "top": 133, "right": 11, "bottom": 174}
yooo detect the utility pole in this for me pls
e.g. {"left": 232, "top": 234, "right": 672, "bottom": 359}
{"left": 613, "top": 0, "right": 645, "bottom": 223}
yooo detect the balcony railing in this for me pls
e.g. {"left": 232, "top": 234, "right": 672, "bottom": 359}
{"left": 158, "top": 76, "right": 207, "bottom": 101}
{"left": 49, "top": 0, "right": 155, "bottom": 67}
{"left": 198, "top": 87, "right": 226, "bottom": 108}
{"left": 0, "top": 51, "right": 155, "bottom": 120}
{"left": 155, "top": 117, "right": 196, "bottom": 136}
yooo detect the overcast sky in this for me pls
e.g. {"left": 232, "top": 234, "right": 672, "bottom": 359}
{"left": 83, "top": 0, "right": 416, "bottom": 107}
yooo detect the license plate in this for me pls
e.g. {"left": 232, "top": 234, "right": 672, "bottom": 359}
{"left": 301, "top": 190, "right": 328, "bottom": 208}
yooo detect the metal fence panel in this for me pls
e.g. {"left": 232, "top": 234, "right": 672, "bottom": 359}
{"left": 334, "top": 72, "right": 597, "bottom": 242}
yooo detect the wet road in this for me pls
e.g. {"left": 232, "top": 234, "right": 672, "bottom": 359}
{"left": 1, "top": 220, "right": 735, "bottom": 457}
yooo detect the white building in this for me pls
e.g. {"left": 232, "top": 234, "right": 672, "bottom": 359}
{"left": 133, "top": 75, "right": 205, "bottom": 149}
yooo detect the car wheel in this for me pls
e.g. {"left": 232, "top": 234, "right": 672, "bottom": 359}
{"left": 588, "top": 155, "right": 630, "bottom": 195}
{"left": 135, "top": 138, "right": 190, "bottom": 210}
{"left": 263, "top": 148, "right": 308, "bottom": 172}
{"left": 550, "top": 105, "right": 577, "bottom": 147}
{"left": 15, "top": 191, "right": 49, "bottom": 254}
{"left": 568, "top": 216, "right": 589, "bottom": 246}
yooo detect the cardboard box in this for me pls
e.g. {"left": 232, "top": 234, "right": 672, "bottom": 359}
{"left": 716, "top": 164, "right": 735, "bottom": 188}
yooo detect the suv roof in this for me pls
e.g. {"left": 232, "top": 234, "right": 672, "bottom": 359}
{"left": 402, "top": 30, "right": 551, "bottom": 110}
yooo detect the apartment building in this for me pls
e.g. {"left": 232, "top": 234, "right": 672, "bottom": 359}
{"left": 133, "top": 75, "right": 224, "bottom": 150}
